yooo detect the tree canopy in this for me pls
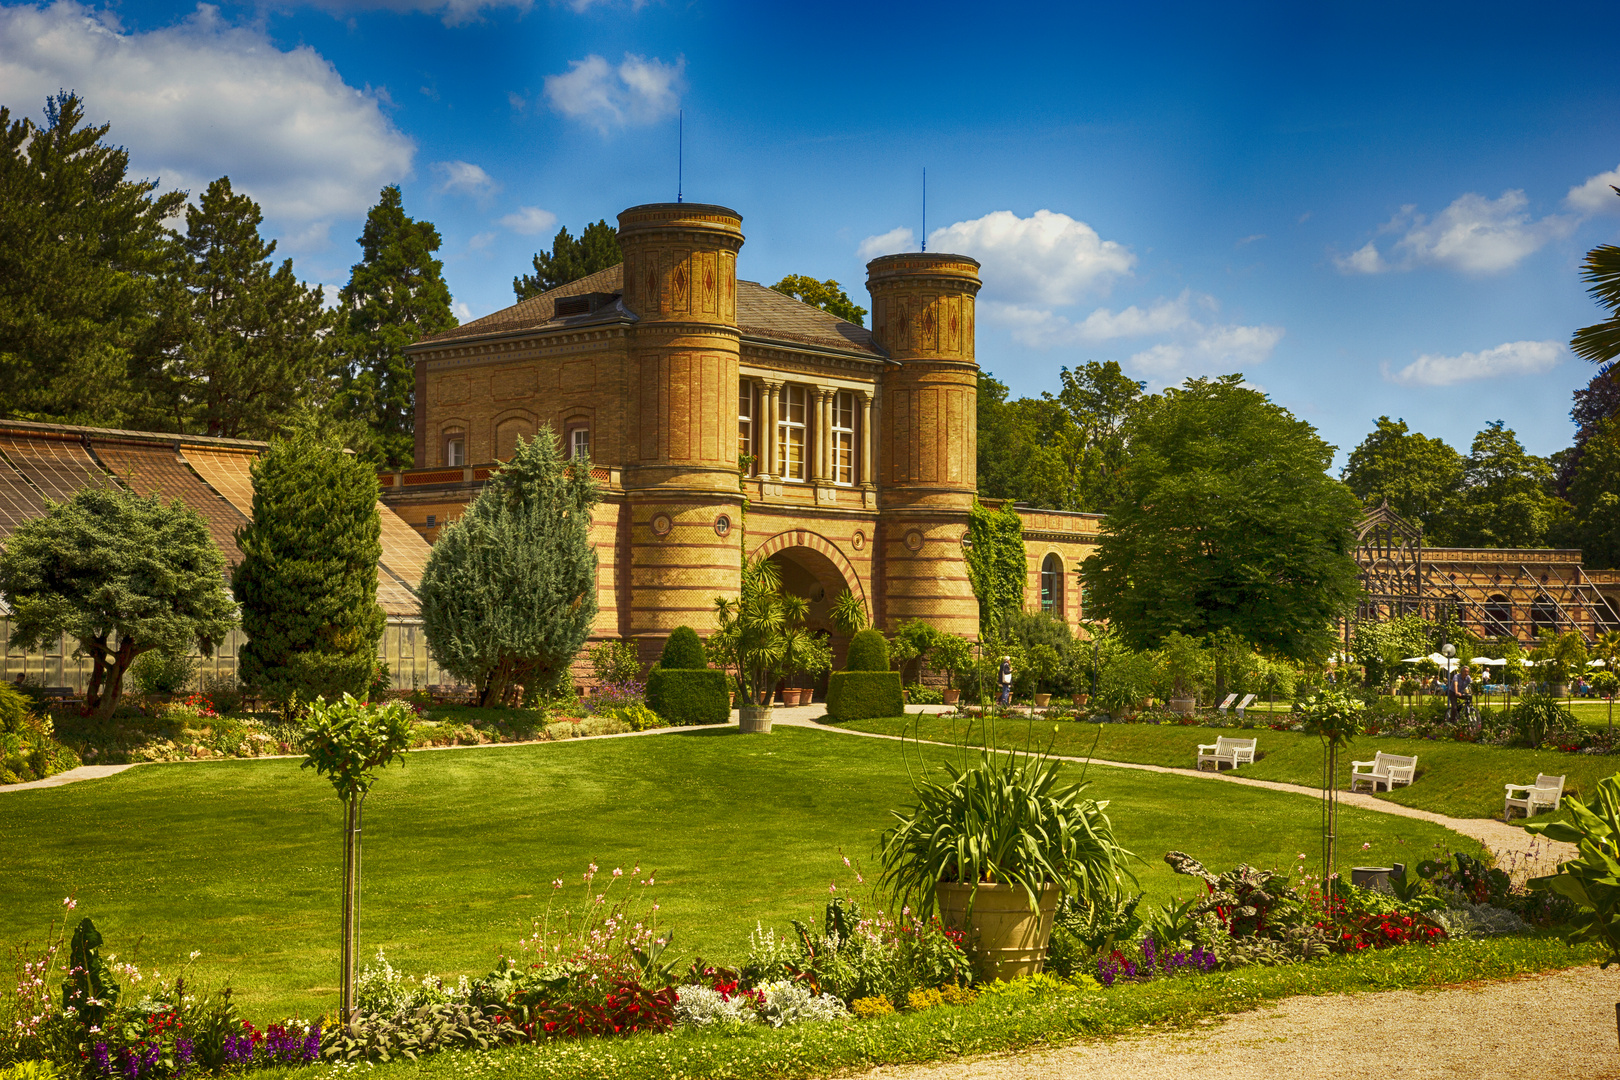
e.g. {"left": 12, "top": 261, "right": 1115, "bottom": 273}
{"left": 0, "top": 485, "right": 235, "bottom": 718}
{"left": 513, "top": 220, "right": 622, "bottom": 300}
{"left": 769, "top": 275, "right": 867, "bottom": 326}
{"left": 420, "top": 430, "right": 600, "bottom": 706}
{"left": 1340, "top": 416, "right": 1464, "bottom": 539}
{"left": 976, "top": 362, "right": 1144, "bottom": 512}
{"left": 0, "top": 92, "right": 185, "bottom": 428}
{"left": 1449, "top": 421, "right": 1565, "bottom": 548}
{"left": 1081, "top": 374, "right": 1362, "bottom": 661}
{"left": 170, "top": 177, "right": 333, "bottom": 439}
{"left": 331, "top": 186, "right": 457, "bottom": 468}
{"left": 232, "top": 433, "right": 386, "bottom": 709}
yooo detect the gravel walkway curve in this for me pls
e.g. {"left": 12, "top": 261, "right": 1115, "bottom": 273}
{"left": 861, "top": 965, "right": 1620, "bottom": 1080}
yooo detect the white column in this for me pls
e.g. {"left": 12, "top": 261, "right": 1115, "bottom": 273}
{"left": 858, "top": 389, "right": 874, "bottom": 486}
{"left": 763, "top": 381, "right": 781, "bottom": 478}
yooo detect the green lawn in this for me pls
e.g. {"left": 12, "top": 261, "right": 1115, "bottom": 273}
{"left": 0, "top": 726, "right": 1475, "bottom": 1020}
{"left": 831, "top": 713, "right": 1620, "bottom": 821}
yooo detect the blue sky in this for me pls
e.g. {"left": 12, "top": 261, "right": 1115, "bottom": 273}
{"left": 3, "top": 1, "right": 1618, "bottom": 466}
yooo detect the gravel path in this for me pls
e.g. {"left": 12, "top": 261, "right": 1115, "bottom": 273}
{"left": 862, "top": 965, "right": 1620, "bottom": 1080}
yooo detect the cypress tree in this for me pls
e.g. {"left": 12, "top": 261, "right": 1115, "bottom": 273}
{"left": 420, "top": 430, "right": 599, "bottom": 706}
{"left": 233, "top": 433, "right": 385, "bottom": 709}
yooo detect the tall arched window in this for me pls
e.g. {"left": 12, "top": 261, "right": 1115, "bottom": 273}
{"left": 1485, "top": 595, "right": 1512, "bottom": 638}
{"left": 1041, "top": 553, "right": 1063, "bottom": 615}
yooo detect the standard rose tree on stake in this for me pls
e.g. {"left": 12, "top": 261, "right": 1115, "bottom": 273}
{"left": 298, "top": 694, "right": 413, "bottom": 1029}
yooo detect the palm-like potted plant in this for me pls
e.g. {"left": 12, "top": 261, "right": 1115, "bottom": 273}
{"left": 711, "top": 556, "right": 809, "bottom": 733}
{"left": 879, "top": 721, "right": 1133, "bottom": 980}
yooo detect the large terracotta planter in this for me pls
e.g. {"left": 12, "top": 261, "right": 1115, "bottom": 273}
{"left": 783, "top": 687, "right": 804, "bottom": 706}
{"left": 738, "top": 706, "right": 773, "bottom": 733}
{"left": 935, "top": 881, "right": 1061, "bottom": 982}
{"left": 1033, "top": 693, "right": 1052, "bottom": 708}
{"left": 943, "top": 688, "right": 961, "bottom": 705}
{"left": 1169, "top": 697, "right": 1197, "bottom": 717}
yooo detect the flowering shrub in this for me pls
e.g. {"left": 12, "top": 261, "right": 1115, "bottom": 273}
{"left": 589, "top": 680, "right": 647, "bottom": 713}
{"left": 1095, "top": 937, "right": 1218, "bottom": 987}
{"left": 672, "top": 984, "right": 761, "bottom": 1028}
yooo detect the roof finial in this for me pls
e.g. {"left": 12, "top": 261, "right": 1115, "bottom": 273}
{"left": 677, "top": 110, "right": 683, "bottom": 203}
{"left": 920, "top": 167, "right": 926, "bottom": 252}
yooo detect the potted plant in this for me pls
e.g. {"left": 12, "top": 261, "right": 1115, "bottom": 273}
{"left": 1028, "top": 643, "right": 1062, "bottom": 708}
{"left": 779, "top": 631, "right": 832, "bottom": 708}
{"left": 930, "top": 633, "right": 973, "bottom": 707}
{"left": 710, "top": 556, "right": 810, "bottom": 733}
{"left": 1534, "top": 630, "right": 1588, "bottom": 702}
{"left": 879, "top": 720, "right": 1133, "bottom": 981}
{"left": 1158, "top": 631, "right": 1206, "bottom": 717}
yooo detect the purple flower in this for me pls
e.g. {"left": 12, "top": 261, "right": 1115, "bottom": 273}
{"left": 92, "top": 1043, "right": 111, "bottom": 1078}
{"left": 176, "top": 1037, "right": 195, "bottom": 1076}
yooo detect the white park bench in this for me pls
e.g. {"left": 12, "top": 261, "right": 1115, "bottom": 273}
{"left": 1504, "top": 774, "right": 1565, "bottom": 820}
{"left": 1197, "top": 736, "right": 1257, "bottom": 772}
{"left": 1234, "top": 693, "right": 1257, "bottom": 721}
{"left": 1215, "top": 693, "right": 1239, "bottom": 716}
{"left": 1350, "top": 752, "right": 1418, "bottom": 793}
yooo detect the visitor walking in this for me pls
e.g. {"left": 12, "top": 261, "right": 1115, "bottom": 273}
{"left": 998, "top": 656, "right": 1012, "bottom": 708}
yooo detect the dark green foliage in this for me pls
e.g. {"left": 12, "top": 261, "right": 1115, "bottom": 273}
{"left": 660, "top": 626, "right": 708, "bottom": 670}
{"left": 0, "top": 485, "right": 234, "bottom": 719}
{"left": 128, "top": 650, "right": 197, "bottom": 696}
{"left": 768, "top": 275, "right": 867, "bottom": 325}
{"left": 0, "top": 92, "right": 186, "bottom": 428}
{"left": 1552, "top": 416, "right": 1620, "bottom": 569}
{"left": 513, "top": 220, "right": 622, "bottom": 300}
{"left": 976, "top": 362, "right": 1144, "bottom": 512}
{"left": 298, "top": 695, "right": 414, "bottom": 800}
{"left": 232, "top": 433, "right": 385, "bottom": 708}
{"left": 169, "top": 176, "right": 333, "bottom": 439}
{"left": 1340, "top": 416, "right": 1465, "bottom": 540}
{"left": 964, "top": 499, "right": 1027, "bottom": 628}
{"left": 63, "top": 918, "right": 119, "bottom": 1029}
{"left": 825, "top": 671, "right": 903, "bottom": 721}
{"left": 1571, "top": 184, "right": 1620, "bottom": 366}
{"left": 332, "top": 186, "right": 457, "bottom": 468}
{"left": 646, "top": 668, "right": 730, "bottom": 726}
{"left": 1448, "top": 421, "right": 1563, "bottom": 548}
{"left": 1082, "top": 375, "right": 1363, "bottom": 662}
{"left": 420, "top": 431, "right": 600, "bottom": 707}
{"left": 845, "top": 629, "right": 890, "bottom": 671}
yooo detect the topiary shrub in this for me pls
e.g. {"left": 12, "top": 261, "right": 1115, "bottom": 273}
{"left": 128, "top": 650, "right": 197, "bottom": 696}
{"left": 846, "top": 629, "right": 890, "bottom": 672}
{"left": 826, "top": 671, "right": 903, "bottom": 721}
{"left": 647, "top": 668, "right": 730, "bottom": 726}
{"left": 661, "top": 626, "right": 707, "bottom": 670}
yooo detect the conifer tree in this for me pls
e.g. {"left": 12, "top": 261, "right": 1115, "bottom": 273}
{"left": 331, "top": 186, "right": 456, "bottom": 467}
{"left": 172, "top": 177, "right": 333, "bottom": 439}
{"left": 233, "top": 433, "right": 385, "bottom": 709}
{"left": 0, "top": 486, "right": 235, "bottom": 719}
{"left": 420, "top": 430, "right": 599, "bottom": 706}
{"left": 0, "top": 92, "right": 185, "bottom": 426}
{"left": 513, "top": 220, "right": 621, "bottom": 299}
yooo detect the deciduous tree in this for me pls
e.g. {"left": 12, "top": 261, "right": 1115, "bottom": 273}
{"left": 233, "top": 433, "right": 386, "bottom": 709}
{"left": 769, "top": 275, "right": 867, "bottom": 325}
{"left": 420, "top": 431, "right": 600, "bottom": 706}
{"left": 1340, "top": 416, "right": 1464, "bottom": 540}
{"left": 1449, "top": 421, "right": 1564, "bottom": 548}
{"left": 1081, "top": 374, "right": 1362, "bottom": 662}
{"left": 0, "top": 485, "right": 235, "bottom": 719}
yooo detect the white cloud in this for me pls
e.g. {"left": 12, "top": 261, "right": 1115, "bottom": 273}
{"left": 1568, "top": 165, "right": 1620, "bottom": 214}
{"left": 544, "top": 52, "right": 683, "bottom": 133}
{"left": 1386, "top": 340, "right": 1563, "bottom": 387}
{"left": 1336, "top": 190, "right": 1573, "bottom": 275}
{"left": 321, "top": 283, "right": 342, "bottom": 309}
{"left": 499, "top": 205, "right": 558, "bottom": 235}
{"left": 856, "top": 226, "right": 916, "bottom": 261}
{"left": 985, "top": 290, "right": 1282, "bottom": 386}
{"left": 0, "top": 2, "right": 414, "bottom": 233}
{"left": 454, "top": 301, "right": 474, "bottom": 321}
{"left": 434, "top": 160, "right": 498, "bottom": 198}
{"left": 274, "top": 0, "right": 533, "bottom": 27}
{"left": 467, "top": 231, "right": 497, "bottom": 251}
{"left": 928, "top": 209, "right": 1134, "bottom": 306}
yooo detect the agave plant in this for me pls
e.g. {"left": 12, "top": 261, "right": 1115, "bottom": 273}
{"left": 878, "top": 719, "right": 1133, "bottom": 917}
{"left": 1526, "top": 774, "right": 1620, "bottom": 967}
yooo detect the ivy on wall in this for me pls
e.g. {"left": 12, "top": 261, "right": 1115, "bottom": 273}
{"left": 965, "top": 499, "right": 1027, "bottom": 629}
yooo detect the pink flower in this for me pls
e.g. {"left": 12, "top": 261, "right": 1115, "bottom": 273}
{"left": 613, "top": 867, "right": 623, "bottom": 878}
{"left": 63, "top": 897, "right": 76, "bottom": 910}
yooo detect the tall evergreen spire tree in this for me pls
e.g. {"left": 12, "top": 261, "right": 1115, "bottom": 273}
{"left": 513, "top": 220, "right": 621, "bottom": 300}
{"left": 173, "top": 177, "right": 333, "bottom": 439}
{"left": 332, "top": 186, "right": 456, "bottom": 467}
{"left": 420, "top": 430, "right": 600, "bottom": 706}
{"left": 233, "top": 433, "right": 386, "bottom": 710}
{"left": 0, "top": 92, "right": 185, "bottom": 426}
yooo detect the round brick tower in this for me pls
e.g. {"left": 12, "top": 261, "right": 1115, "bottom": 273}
{"left": 618, "top": 203, "right": 746, "bottom": 656}
{"left": 866, "top": 253, "right": 982, "bottom": 640}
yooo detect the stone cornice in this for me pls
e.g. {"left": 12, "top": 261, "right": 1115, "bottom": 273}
{"left": 417, "top": 327, "right": 632, "bottom": 371}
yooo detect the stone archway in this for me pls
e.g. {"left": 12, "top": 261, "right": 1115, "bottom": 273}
{"left": 750, "top": 530, "right": 866, "bottom": 697}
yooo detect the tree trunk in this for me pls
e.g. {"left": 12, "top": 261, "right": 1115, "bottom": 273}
{"left": 340, "top": 794, "right": 361, "bottom": 1031}
{"left": 95, "top": 640, "right": 139, "bottom": 721}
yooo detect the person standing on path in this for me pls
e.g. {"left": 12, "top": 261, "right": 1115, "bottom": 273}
{"left": 998, "top": 656, "right": 1013, "bottom": 708}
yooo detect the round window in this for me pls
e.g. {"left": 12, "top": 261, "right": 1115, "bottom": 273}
{"left": 714, "top": 514, "right": 731, "bottom": 537}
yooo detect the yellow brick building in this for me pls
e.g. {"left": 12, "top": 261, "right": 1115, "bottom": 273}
{"left": 383, "top": 201, "right": 1103, "bottom": 669}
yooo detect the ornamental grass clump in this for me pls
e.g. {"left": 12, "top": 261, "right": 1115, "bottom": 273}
{"left": 879, "top": 717, "right": 1132, "bottom": 919}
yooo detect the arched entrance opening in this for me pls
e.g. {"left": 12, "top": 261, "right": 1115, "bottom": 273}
{"left": 751, "top": 532, "right": 865, "bottom": 703}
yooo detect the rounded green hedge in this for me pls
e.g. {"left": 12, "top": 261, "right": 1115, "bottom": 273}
{"left": 826, "top": 671, "right": 904, "bottom": 721}
{"left": 646, "top": 667, "right": 730, "bottom": 726}
{"left": 846, "top": 629, "right": 890, "bottom": 671}
{"left": 660, "top": 625, "right": 707, "bottom": 670}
